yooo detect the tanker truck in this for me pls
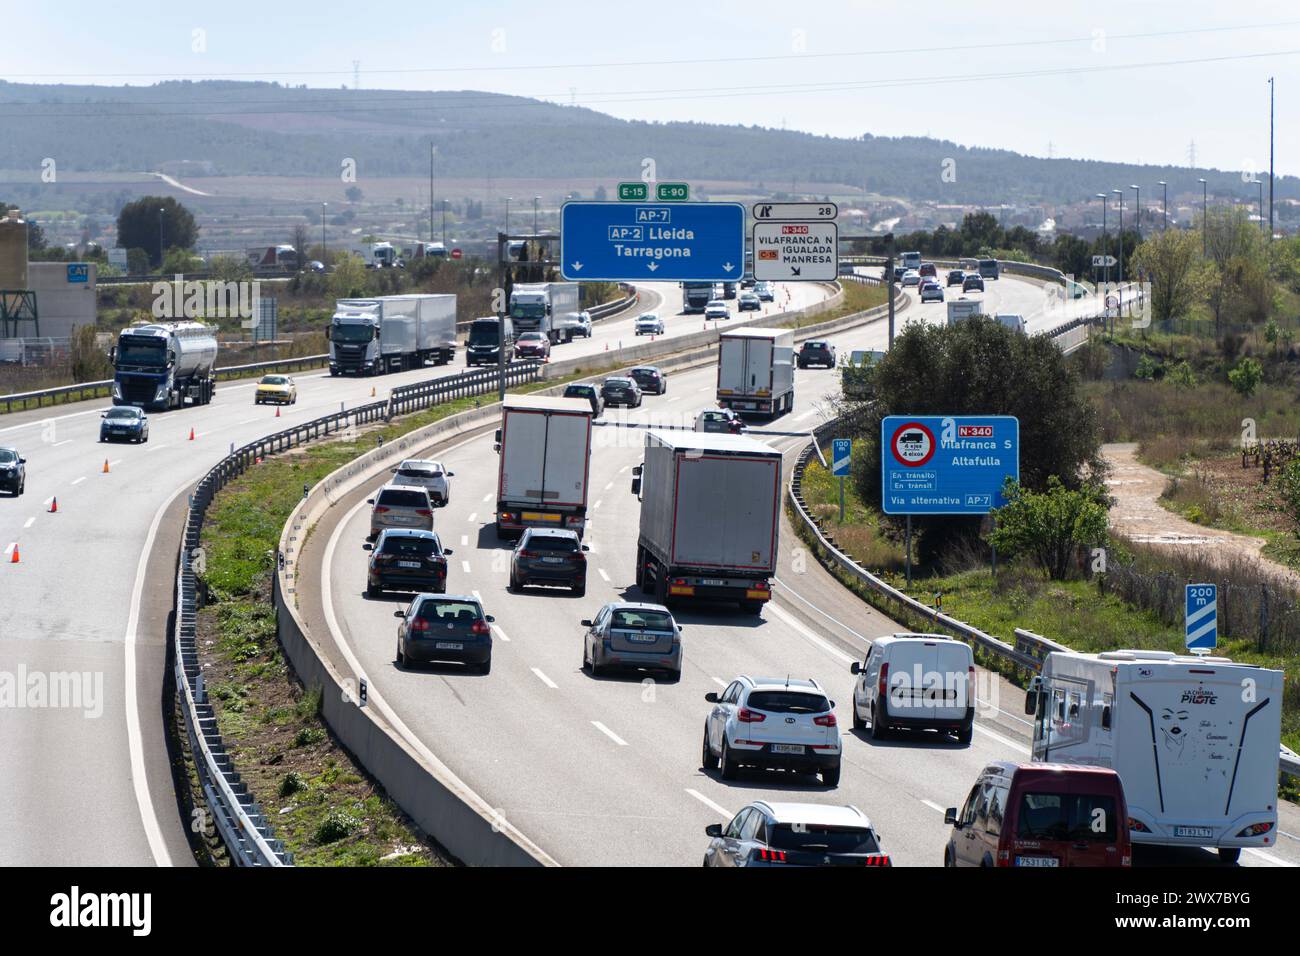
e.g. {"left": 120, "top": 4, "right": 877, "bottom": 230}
{"left": 111, "top": 322, "right": 219, "bottom": 411}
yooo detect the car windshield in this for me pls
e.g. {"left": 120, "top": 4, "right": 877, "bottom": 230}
{"left": 416, "top": 600, "right": 481, "bottom": 622}
{"left": 769, "top": 824, "right": 880, "bottom": 854}
{"left": 377, "top": 488, "right": 429, "bottom": 508}
{"left": 605, "top": 379, "right": 632, "bottom": 388}
{"left": 105, "top": 408, "right": 140, "bottom": 420}
{"left": 632, "top": 368, "right": 658, "bottom": 378}
{"left": 331, "top": 323, "right": 374, "bottom": 343}
{"left": 524, "top": 534, "right": 579, "bottom": 552}
{"left": 519, "top": 333, "right": 544, "bottom": 342}
{"left": 746, "top": 690, "right": 830, "bottom": 714}
{"left": 468, "top": 322, "right": 501, "bottom": 345}
{"left": 610, "top": 608, "right": 674, "bottom": 630}
{"left": 805, "top": 342, "right": 827, "bottom": 350}
{"left": 1017, "top": 793, "right": 1118, "bottom": 841}
{"left": 381, "top": 535, "right": 440, "bottom": 556}
{"left": 0, "top": 449, "right": 17, "bottom": 463}
{"left": 261, "top": 376, "right": 288, "bottom": 385}
{"left": 396, "top": 463, "right": 441, "bottom": 478}
{"left": 565, "top": 386, "right": 594, "bottom": 397}
{"left": 117, "top": 339, "right": 166, "bottom": 366}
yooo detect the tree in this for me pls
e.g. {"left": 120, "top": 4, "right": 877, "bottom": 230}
{"left": 1275, "top": 458, "right": 1300, "bottom": 538}
{"left": 328, "top": 253, "right": 369, "bottom": 298}
{"left": 1227, "top": 357, "right": 1263, "bottom": 397}
{"left": 292, "top": 223, "right": 310, "bottom": 267}
{"left": 1130, "top": 228, "right": 1206, "bottom": 326}
{"left": 594, "top": 185, "right": 608, "bottom": 201}
{"left": 26, "top": 219, "right": 47, "bottom": 251}
{"left": 1203, "top": 205, "right": 1269, "bottom": 331}
{"left": 126, "top": 248, "right": 151, "bottom": 275}
{"left": 990, "top": 478, "right": 1110, "bottom": 580}
{"left": 345, "top": 186, "right": 363, "bottom": 203}
{"left": 161, "top": 246, "right": 202, "bottom": 275}
{"left": 116, "top": 197, "right": 198, "bottom": 269}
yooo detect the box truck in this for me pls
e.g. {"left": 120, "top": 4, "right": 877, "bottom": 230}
{"left": 111, "top": 322, "right": 218, "bottom": 411}
{"left": 630, "top": 431, "right": 782, "bottom": 613}
{"left": 328, "top": 294, "right": 457, "bottom": 375}
{"left": 245, "top": 245, "right": 298, "bottom": 273}
{"left": 1025, "top": 649, "right": 1285, "bottom": 863}
{"left": 946, "top": 299, "right": 982, "bottom": 325}
{"left": 509, "top": 282, "right": 581, "bottom": 344}
{"left": 494, "top": 395, "right": 593, "bottom": 539}
{"left": 716, "top": 327, "right": 795, "bottom": 417}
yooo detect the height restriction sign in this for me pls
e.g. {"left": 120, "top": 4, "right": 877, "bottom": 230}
{"left": 752, "top": 220, "right": 838, "bottom": 281}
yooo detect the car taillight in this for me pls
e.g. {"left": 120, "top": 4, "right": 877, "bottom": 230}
{"left": 863, "top": 854, "right": 890, "bottom": 867}
{"left": 879, "top": 662, "right": 889, "bottom": 699}
{"left": 1128, "top": 818, "right": 1151, "bottom": 833}
{"left": 737, "top": 708, "right": 765, "bottom": 723}
{"left": 374, "top": 506, "right": 390, "bottom": 513}
{"left": 1238, "top": 822, "right": 1274, "bottom": 837}
{"left": 416, "top": 509, "right": 432, "bottom": 517}
{"left": 754, "top": 848, "right": 786, "bottom": 863}
{"left": 967, "top": 665, "right": 975, "bottom": 706}
{"left": 517, "top": 549, "right": 535, "bottom": 559}
{"left": 1121, "top": 852, "right": 1132, "bottom": 867}
{"left": 409, "top": 619, "right": 431, "bottom": 633}
{"left": 996, "top": 848, "right": 1011, "bottom": 866}
{"left": 471, "top": 620, "right": 491, "bottom": 636}
{"left": 814, "top": 713, "right": 837, "bottom": 727}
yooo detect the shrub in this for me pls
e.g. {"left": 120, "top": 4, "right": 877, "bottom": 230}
{"left": 278, "top": 771, "right": 305, "bottom": 798}
{"left": 314, "top": 807, "right": 361, "bottom": 844}
{"left": 990, "top": 477, "right": 1110, "bottom": 580}
{"left": 1228, "top": 357, "right": 1263, "bottom": 397}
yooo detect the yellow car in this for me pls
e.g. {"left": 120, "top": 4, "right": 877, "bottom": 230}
{"left": 255, "top": 374, "right": 297, "bottom": 405}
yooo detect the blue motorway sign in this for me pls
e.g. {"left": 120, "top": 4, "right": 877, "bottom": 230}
{"left": 560, "top": 201, "right": 745, "bottom": 282}
{"left": 1185, "top": 584, "right": 1217, "bottom": 650}
{"left": 880, "top": 415, "right": 1019, "bottom": 515}
{"left": 832, "top": 439, "right": 852, "bottom": 477}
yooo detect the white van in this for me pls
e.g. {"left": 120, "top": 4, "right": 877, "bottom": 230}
{"left": 994, "top": 313, "right": 1026, "bottom": 333}
{"left": 849, "top": 634, "right": 975, "bottom": 744}
{"left": 1026, "top": 649, "right": 1284, "bottom": 862}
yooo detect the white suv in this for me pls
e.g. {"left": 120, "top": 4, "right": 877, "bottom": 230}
{"left": 702, "top": 676, "right": 841, "bottom": 787}
{"left": 635, "top": 312, "right": 664, "bottom": 336}
{"left": 389, "top": 458, "right": 454, "bottom": 506}
{"left": 849, "top": 633, "right": 975, "bottom": 744}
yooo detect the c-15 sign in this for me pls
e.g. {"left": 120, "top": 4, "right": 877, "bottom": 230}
{"left": 881, "top": 415, "right": 1020, "bottom": 515}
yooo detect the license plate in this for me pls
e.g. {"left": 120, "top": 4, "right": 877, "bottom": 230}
{"left": 397, "top": 561, "right": 422, "bottom": 569}
{"left": 521, "top": 512, "right": 561, "bottom": 523}
{"left": 542, "top": 557, "right": 566, "bottom": 564}
{"left": 435, "top": 642, "right": 463, "bottom": 650}
{"left": 1015, "top": 856, "right": 1059, "bottom": 867}
{"left": 1174, "top": 826, "right": 1215, "bottom": 839}
{"left": 700, "top": 579, "right": 725, "bottom": 586}
{"left": 771, "top": 744, "right": 805, "bottom": 754}
{"left": 624, "top": 633, "right": 657, "bottom": 643}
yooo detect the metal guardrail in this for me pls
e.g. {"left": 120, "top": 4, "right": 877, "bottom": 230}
{"left": 174, "top": 359, "right": 549, "bottom": 864}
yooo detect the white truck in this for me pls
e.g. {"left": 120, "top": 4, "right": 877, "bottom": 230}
{"left": 631, "top": 430, "right": 782, "bottom": 613}
{"left": 245, "top": 244, "right": 298, "bottom": 273}
{"left": 509, "top": 282, "right": 582, "bottom": 344}
{"left": 716, "top": 328, "right": 795, "bottom": 417}
{"left": 328, "top": 294, "right": 457, "bottom": 375}
{"left": 494, "top": 395, "right": 593, "bottom": 539}
{"left": 367, "top": 242, "right": 402, "bottom": 269}
{"left": 1026, "top": 649, "right": 1285, "bottom": 863}
{"left": 946, "top": 299, "right": 982, "bottom": 325}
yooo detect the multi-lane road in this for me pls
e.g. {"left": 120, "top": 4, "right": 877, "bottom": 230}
{"left": 303, "top": 280, "right": 1300, "bottom": 868}
{"left": 0, "top": 278, "right": 828, "bottom": 865}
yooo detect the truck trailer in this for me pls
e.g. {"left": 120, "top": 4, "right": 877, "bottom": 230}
{"left": 111, "top": 322, "right": 218, "bottom": 411}
{"left": 631, "top": 430, "right": 782, "bottom": 613}
{"left": 245, "top": 245, "right": 298, "bottom": 273}
{"left": 946, "top": 299, "right": 982, "bottom": 325}
{"left": 716, "top": 327, "right": 795, "bottom": 417}
{"left": 509, "top": 282, "right": 581, "bottom": 344}
{"left": 328, "top": 294, "right": 457, "bottom": 375}
{"left": 494, "top": 395, "right": 593, "bottom": 539}
{"left": 1026, "top": 648, "right": 1285, "bottom": 863}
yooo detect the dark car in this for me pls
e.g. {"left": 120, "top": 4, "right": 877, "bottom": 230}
{"left": 601, "top": 376, "right": 642, "bottom": 408}
{"left": 394, "top": 594, "right": 494, "bottom": 673}
{"left": 563, "top": 383, "right": 603, "bottom": 417}
{"left": 514, "top": 331, "right": 551, "bottom": 360}
{"left": 509, "top": 527, "right": 589, "bottom": 595}
{"left": 99, "top": 406, "right": 150, "bottom": 443}
{"left": 629, "top": 366, "right": 667, "bottom": 395}
{"left": 695, "top": 408, "right": 746, "bottom": 434}
{"left": 364, "top": 529, "right": 452, "bottom": 597}
{"left": 738, "top": 291, "right": 761, "bottom": 311}
{"left": 946, "top": 269, "right": 965, "bottom": 287}
{"left": 962, "top": 273, "right": 985, "bottom": 293}
{"left": 797, "top": 341, "right": 835, "bottom": 369}
{"left": 0, "top": 446, "right": 25, "bottom": 496}
{"left": 704, "top": 802, "right": 891, "bottom": 868}
{"left": 892, "top": 266, "right": 907, "bottom": 282}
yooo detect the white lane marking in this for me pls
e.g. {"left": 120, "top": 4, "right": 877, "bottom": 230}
{"left": 23, "top": 517, "right": 33, "bottom": 529}
{"left": 974, "top": 722, "right": 1030, "bottom": 755}
{"left": 597, "top": 568, "right": 610, "bottom": 583}
{"left": 461, "top": 560, "right": 472, "bottom": 574}
{"left": 594, "top": 500, "right": 602, "bottom": 510}
{"left": 237, "top": 418, "right": 259, "bottom": 426}
{"left": 531, "top": 667, "right": 558, "bottom": 689}
{"left": 591, "top": 721, "right": 629, "bottom": 746}
{"left": 321, "top": 496, "right": 554, "bottom": 864}
{"left": 618, "top": 465, "right": 629, "bottom": 474}
{"left": 71, "top": 476, "right": 86, "bottom": 486}
{"left": 665, "top": 396, "right": 680, "bottom": 403}
{"left": 468, "top": 512, "right": 477, "bottom": 523}
{"left": 52, "top": 439, "right": 71, "bottom": 448}
{"left": 604, "top": 481, "right": 613, "bottom": 490}
{"left": 922, "top": 799, "right": 946, "bottom": 814}
{"left": 109, "top": 459, "right": 122, "bottom": 468}
{"left": 0, "top": 406, "right": 104, "bottom": 436}
{"left": 711, "top": 676, "right": 728, "bottom": 687}
{"left": 791, "top": 408, "right": 818, "bottom": 422}
{"left": 492, "top": 625, "right": 511, "bottom": 643}
{"left": 460, "top": 535, "right": 468, "bottom": 546}
{"left": 145, "top": 443, "right": 168, "bottom": 452}
{"left": 764, "top": 601, "right": 856, "bottom": 664}
{"left": 124, "top": 479, "right": 190, "bottom": 868}
{"left": 1243, "top": 848, "right": 1295, "bottom": 867}
{"left": 482, "top": 493, "right": 492, "bottom": 502}
{"left": 3, "top": 542, "right": 14, "bottom": 557}
{"left": 685, "top": 788, "right": 732, "bottom": 820}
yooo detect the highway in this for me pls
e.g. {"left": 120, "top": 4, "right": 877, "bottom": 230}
{"left": 305, "top": 280, "right": 1300, "bottom": 867}
{"left": 0, "top": 278, "right": 829, "bottom": 865}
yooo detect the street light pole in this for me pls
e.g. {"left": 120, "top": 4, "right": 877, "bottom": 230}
{"left": 1158, "top": 181, "right": 1167, "bottom": 232}
{"left": 429, "top": 145, "right": 435, "bottom": 248}
{"left": 158, "top": 208, "right": 165, "bottom": 269}
{"left": 1130, "top": 184, "right": 1141, "bottom": 243}
{"left": 1199, "top": 178, "right": 1208, "bottom": 255}
{"left": 505, "top": 197, "right": 512, "bottom": 236}
{"left": 1254, "top": 179, "right": 1264, "bottom": 233}
{"left": 496, "top": 231, "right": 507, "bottom": 402}
{"left": 532, "top": 196, "right": 540, "bottom": 237}
{"left": 1096, "top": 193, "right": 1108, "bottom": 287}
{"left": 321, "top": 203, "right": 328, "bottom": 265}
{"left": 441, "top": 199, "right": 447, "bottom": 247}
{"left": 1113, "top": 189, "right": 1124, "bottom": 285}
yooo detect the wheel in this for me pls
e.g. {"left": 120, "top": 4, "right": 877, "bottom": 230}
{"left": 701, "top": 729, "right": 719, "bottom": 771}
{"left": 395, "top": 643, "right": 407, "bottom": 668}
{"left": 652, "top": 565, "right": 668, "bottom": 604}
{"left": 477, "top": 658, "right": 492, "bottom": 676}
{"left": 944, "top": 849, "right": 954, "bottom": 868}
{"left": 667, "top": 668, "right": 682, "bottom": 683}
{"left": 634, "top": 547, "right": 646, "bottom": 590}
{"left": 740, "top": 601, "right": 764, "bottom": 616}
{"left": 508, "top": 572, "right": 521, "bottom": 593}
{"left": 957, "top": 721, "right": 973, "bottom": 746}
{"left": 720, "top": 739, "right": 739, "bottom": 780}
{"left": 871, "top": 704, "right": 889, "bottom": 740}
{"left": 367, "top": 583, "right": 380, "bottom": 598}
{"left": 590, "top": 652, "right": 604, "bottom": 677}
{"left": 821, "top": 764, "right": 841, "bottom": 787}
{"left": 851, "top": 701, "right": 866, "bottom": 731}
{"left": 572, "top": 580, "right": 585, "bottom": 597}
{"left": 1218, "top": 847, "right": 1241, "bottom": 864}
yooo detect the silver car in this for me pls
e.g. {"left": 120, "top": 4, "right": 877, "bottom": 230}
{"left": 635, "top": 312, "right": 664, "bottom": 336}
{"left": 582, "top": 602, "right": 682, "bottom": 681}
{"left": 705, "top": 299, "right": 730, "bottom": 320}
{"left": 390, "top": 458, "right": 454, "bottom": 506}
{"left": 367, "top": 483, "right": 435, "bottom": 540}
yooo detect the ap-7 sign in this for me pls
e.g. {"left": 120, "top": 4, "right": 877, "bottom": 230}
{"left": 880, "top": 416, "right": 1020, "bottom": 515}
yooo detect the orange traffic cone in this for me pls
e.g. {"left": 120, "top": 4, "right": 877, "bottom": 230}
{"left": 188, "top": 427, "right": 195, "bottom": 441}
{"left": 9, "top": 544, "right": 19, "bottom": 564}
{"left": 370, "top": 386, "right": 376, "bottom": 397}
{"left": 275, "top": 406, "right": 281, "bottom": 417}
{"left": 48, "top": 497, "right": 57, "bottom": 514}
{"left": 102, "top": 459, "right": 110, "bottom": 474}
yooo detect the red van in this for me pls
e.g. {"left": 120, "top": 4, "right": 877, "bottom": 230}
{"left": 943, "top": 762, "right": 1131, "bottom": 867}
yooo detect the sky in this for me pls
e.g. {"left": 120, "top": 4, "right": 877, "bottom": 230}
{"left": 2, "top": 0, "right": 1296, "bottom": 177}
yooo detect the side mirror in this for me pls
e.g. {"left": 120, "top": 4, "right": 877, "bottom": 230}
{"left": 704, "top": 692, "right": 720, "bottom": 704}
{"left": 632, "top": 465, "right": 643, "bottom": 477}
{"left": 850, "top": 661, "right": 862, "bottom": 675}
{"left": 705, "top": 823, "right": 723, "bottom": 838}
{"left": 393, "top": 610, "right": 405, "bottom": 618}
{"left": 362, "top": 543, "right": 373, "bottom": 551}
{"left": 1101, "top": 705, "right": 1112, "bottom": 730}
{"left": 581, "top": 544, "right": 590, "bottom": 552}
{"left": 580, "top": 619, "right": 593, "bottom": 628}
{"left": 485, "top": 615, "right": 495, "bottom": 623}
{"left": 324, "top": 327, "right": 331, "bottom": 340}
{"left": 390, "top": 467, "right": 398, "bottom": 473}
{"left": 1023, "top": 691, "right": 1038, "bottom": 716}
{"left": 442, "top": 548, "right": 453, "bottom": 556}
{"left": 630, "top": 477, "right": 642, "bottom": 496}
{"left": 944, "top": 808, "right": 958, "bottom": 826}
{"left": 446, "top": 471, "right": 455, "bottom": 477}
{"left": 366, "top": 499, "right": 375, "bottom": 505}
{"left": 677, "top": 625, "right": 683, "bottom": 632}
{"left": 100, "top": 412, "right": 107, "bottom": 418}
